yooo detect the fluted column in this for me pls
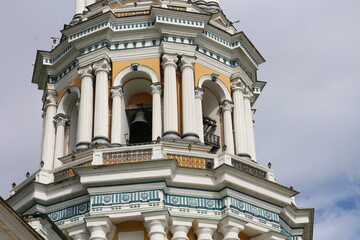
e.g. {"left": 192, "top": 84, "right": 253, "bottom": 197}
{"left": 76, "top": 65, "right": 94, "bottom": 150}
{"left": 151, "top": 82, "right": 162, "bottom": 140}
{"left": 162, "top": 54, "right": 180, "bottom": 140}
{"left": 41, "top": 89, "right": 57, "bottom": 170}
{"left": 220, "top": 100, "right": 235, "bottom": 154}
{"left": 231, "top": 77, "right": 250, "bottom": 158}
{"left": 218, "top": 218, "right": 245, "bottom": 240}
{"left": 180, "top": 56, "right": 199, "bottom": 142}
{"left": 170, "top": 218, "right": 192, "bottom": 240}
{"left": 86, "top": 217, "right": 113, "bottom": 240}
{"left": 53, "top": 114, "right": 69, "bottom": 167}
{"left": 195, "top": 87, "right": 205, "bottom": 142}
{"left": 243, "top": 89, "right": 256, "bottom": 161}
{"left": 110, "top": 86, "right": 123, "bottom": 146}
{"left": 92, "top": 58, "right": 111, "bottom": 145}
{"left": 194, "top": 220, "right": 217, "bottom": 240}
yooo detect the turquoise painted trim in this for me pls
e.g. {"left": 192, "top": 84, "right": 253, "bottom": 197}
{"left": 280, "top": 217, "right": 304, "bottom": 240}
{"left": 156, "top": 16, "right": 204, "bottom": 27}
{"left": 196, "top": 46, "right": 252, "bottom": 79}
{"left": 202, "top": 30, "right": 259, "bottom": 67}
{"left": 47, "top": 201, "right": 90, "bottom": 222}
{"left": 229, "top": 196, "right": 279, "bottom": 223}
{"left": 47, "top": 60, "right": 78, "bottom": 84}
{"left": 164, "top": 194, "right": 226, "bottom": 210}
{"left": 92, "top": 190, "right": 162, "bottom": 206}
{"left": 86, "top": 181, "right": 283, "bottom": 209}
{"left": 43, "top": 45, "right": 72, "bottom": 66}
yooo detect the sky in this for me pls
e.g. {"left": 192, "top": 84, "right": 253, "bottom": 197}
{"left": 0, "top": 0, "right": 359, "bottom": 239}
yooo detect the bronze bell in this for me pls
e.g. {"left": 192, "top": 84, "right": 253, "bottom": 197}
{"left": 131, "top": 110, "right": 148, "bottom": 125}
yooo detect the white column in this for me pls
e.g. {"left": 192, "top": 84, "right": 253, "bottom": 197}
{"left": 194, "top": 220, "right": 218, "bottom": 240}
{"left": 144, "top": 214, "right": 168, "bottom": 240}
{"left": 86, "top": 217, "right": 113, "bottom": 240}
{"left": 110, "top": 86, "right": 123, "bottom": 146}
{"left": 243, "top": 89, "right": 256, "bottom": 161}
{"left": 41, "top": 88, "right": 57, "bottom": 170}
{"left": 151, "top": 82, "right": 162, "bottom": 140}
{"left": 170, "top": 218, "right": 192, "bottom": 240}
{"left": 53, "top": 114, "right": 69, "bottom": 168}
{"left": 180, "top": 56, "right": 199, "bottom": 142}
{"left": 220, "top": 100, "right": 235, "bottom": 154}
{"left": 195, "top": 87, "right": 205, "bottom": 143}
{"left": 92, "top": 58, "right": 111, "bottom": 145}
{"left": 76, "top": 65, "right": 94, "bottom": 150}
{"left": 250, "top": 232, "right": 287, "bottom": 240}
{"left": 162, "top": 54, "right": 180, "bottom": 139}
{"left": 218, "top": 218, "right": 245, "bottom": 240}
{"left": 231, "top": 78, "right": 250, "bottom": 158}
{"left": 75, "top": 0, "right": 86, "bottom": 15}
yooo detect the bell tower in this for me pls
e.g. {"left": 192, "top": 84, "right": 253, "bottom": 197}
{"left": 7, "top": 0, "right": 314, "bottom": 239}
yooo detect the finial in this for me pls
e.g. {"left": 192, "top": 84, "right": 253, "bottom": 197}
{"left": 26, "top": 172, "right": 30, "bottom": 178}
{"left": 12, "top": 182, "right": 16, "bottom": 188}
{"left": 268, "top": 162, "right": 272, "bottom": 169}
{"left": 40, "top": 161, "right": 44, "bottom": 168}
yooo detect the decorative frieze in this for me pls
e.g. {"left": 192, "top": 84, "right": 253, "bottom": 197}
{"left": 156, "top": 16, "right": 204, "bottom": 27}
{"left": 231, "top": 159, "right": 266, "bottom": 179}
{"left": 48, "top": 201, "right": 90, "bottom": 222}
{"left": 92, "top": 190, "right": 161, "bottom": 206}
{"left": 103, "top": 149, "right": 153, "bottom": 164}
{"left": 43, "top": 45, "right": 72, "bottom": 65}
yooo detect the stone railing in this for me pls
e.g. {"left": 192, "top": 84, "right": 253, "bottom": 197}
{"left": 53, "top": 161, "right": 91, "bottom": 182}
{"left": 103, "top": 149, "right": 153, "bottom": 164}
{"left": 231, "top": 159, "right": 267, "bottom": 179}
{"left": 204, "top": 132, "right": 220, "bottom": 148}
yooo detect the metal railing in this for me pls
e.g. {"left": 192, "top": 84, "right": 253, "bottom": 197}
{"left": 231, "top": 159, "right": 267, "bottom": 179}
{"left": 103, "top": 149, "right": 153, "bottom": 164}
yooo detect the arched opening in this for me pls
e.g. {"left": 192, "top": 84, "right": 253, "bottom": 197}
{"left": 198, "top": 75, "right": 232, "bottom": 153}
{"left": 113, "top": 65, "right": 160, "bottom": 145}
{"left": 122, "top": 77, "right": 153, "bottom": 145}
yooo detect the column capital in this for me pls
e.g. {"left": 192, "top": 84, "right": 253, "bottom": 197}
{"left": 219, "top": 218, "right": 246, "bottom": 240}
{"left": 110, "top": 86, "right": 123, "bottom": 98}
{"left": 86, "top": 216, "right": 113, "bottom": 240}
{"left": 220, "top": 100, "right": 234, "bottom": 112}
{"left": 194, "top": 219, "right": 218, "bottom": 239}
{"left": 93, "top": 58, "right": 111, "bottom": 74}
{"left": 243, "top": 87, "right": 254, "bottom": 100}
{"left": 150, "top": 82, "right": 162, "bottom": 95}
{"left": 67, "top": 223, "right": 90, "bottom": 240}
{"left": 194, "top": 87, "right": 204, "bottom": 99}
{"left": 162, "top": 53, "right": 178, "bottom": 68}
{"left": 180, "top": 55, "right": 196, "bottom": 71}
{"left": 53, "top": 113, "right": 69, "bottom": 127}
{"left": 230, "top": 78, "right": 246, "bottom": 93}
{"left": 44, "top": 93, "right": 57, "bottom": 109}
{"left": 78, "top": 64, "right": 94, "bottom": 79}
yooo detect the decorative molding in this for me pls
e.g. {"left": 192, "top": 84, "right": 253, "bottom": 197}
{"left": 110, "top": 86, "right": 123, "bottom": 98}
{"left": 194, "top": 87, "right": 204, "bottom": 99}
{"left": 78, "top": 65, "right": 93, "bottom": 78}
{"left": 156, "top": 16, "right": 204, "bottom": 28}
{"left": 150, "top": 82, "right": 162, "bottom": 95}
{"left": 220, "top": 100, "right": 234, "bottom": 112}
{"left": 93, "top": 58, "right": 111, "bottom": 74}
{"left": 43, "top": 45, "right": 73, "bottom": 66}
{"left": 48, "top": 61, "right": 78, "bottom": 84}
{"left": 48, "top": 201, "right": 90, "bottom": 223}
{"left": 162, "top": 53, "right": 178, "bottom": 68}
{"left": 180, "top": 55, "right": 196, "bottom": 71}
{"left": 91, "top": 190, "right": 161, "bottom": 206}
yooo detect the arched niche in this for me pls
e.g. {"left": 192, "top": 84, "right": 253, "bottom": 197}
{"left": 198, "top": 75, "right": 232, "bottom": 153}
{"left": 57, "top": 86, "right": 80, "bottom": 154}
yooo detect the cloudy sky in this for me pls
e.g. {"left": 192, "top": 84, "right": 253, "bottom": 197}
{"left": 0, "top": 0, "right": 359, "bottom": 239}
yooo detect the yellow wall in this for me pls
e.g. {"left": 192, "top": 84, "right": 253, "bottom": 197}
{"left": 239, "top": 232, "right": 250, "bottom": 240}
{"left": 188, "top": 227, "right": 197, "bottom": 240}
{"left": 194, "top": 64, "right": 230, "bottom": 92}
{"left": 57, "top": 77, "right": 81, "bottom": 104}
{"left": 113, "top": 221, "right": 150, "bottom": 240}
{"left": 128, "top": 92, "right": 152, "bottom": 105}
{"left": 112, "top": 58, "right": 161, "bottom": 85}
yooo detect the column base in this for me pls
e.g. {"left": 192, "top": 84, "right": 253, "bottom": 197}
{"left": 237, "top": 153, "right": 252, "bottom": 160}
{"left": 162, "top": 131, "right": 181, "bottom": 140}
{"left": 91, "top": 136, "right": 111, "bottom": 146}
{"left": 182, "top": 132, "right": 201, "bottom": 143}
{"left": 75, "top": 141, "right": 91, "bottom": 151}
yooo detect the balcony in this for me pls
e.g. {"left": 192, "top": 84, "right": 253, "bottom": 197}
{"left": 204, "top": 132, "right": 220, "bottom": 148}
